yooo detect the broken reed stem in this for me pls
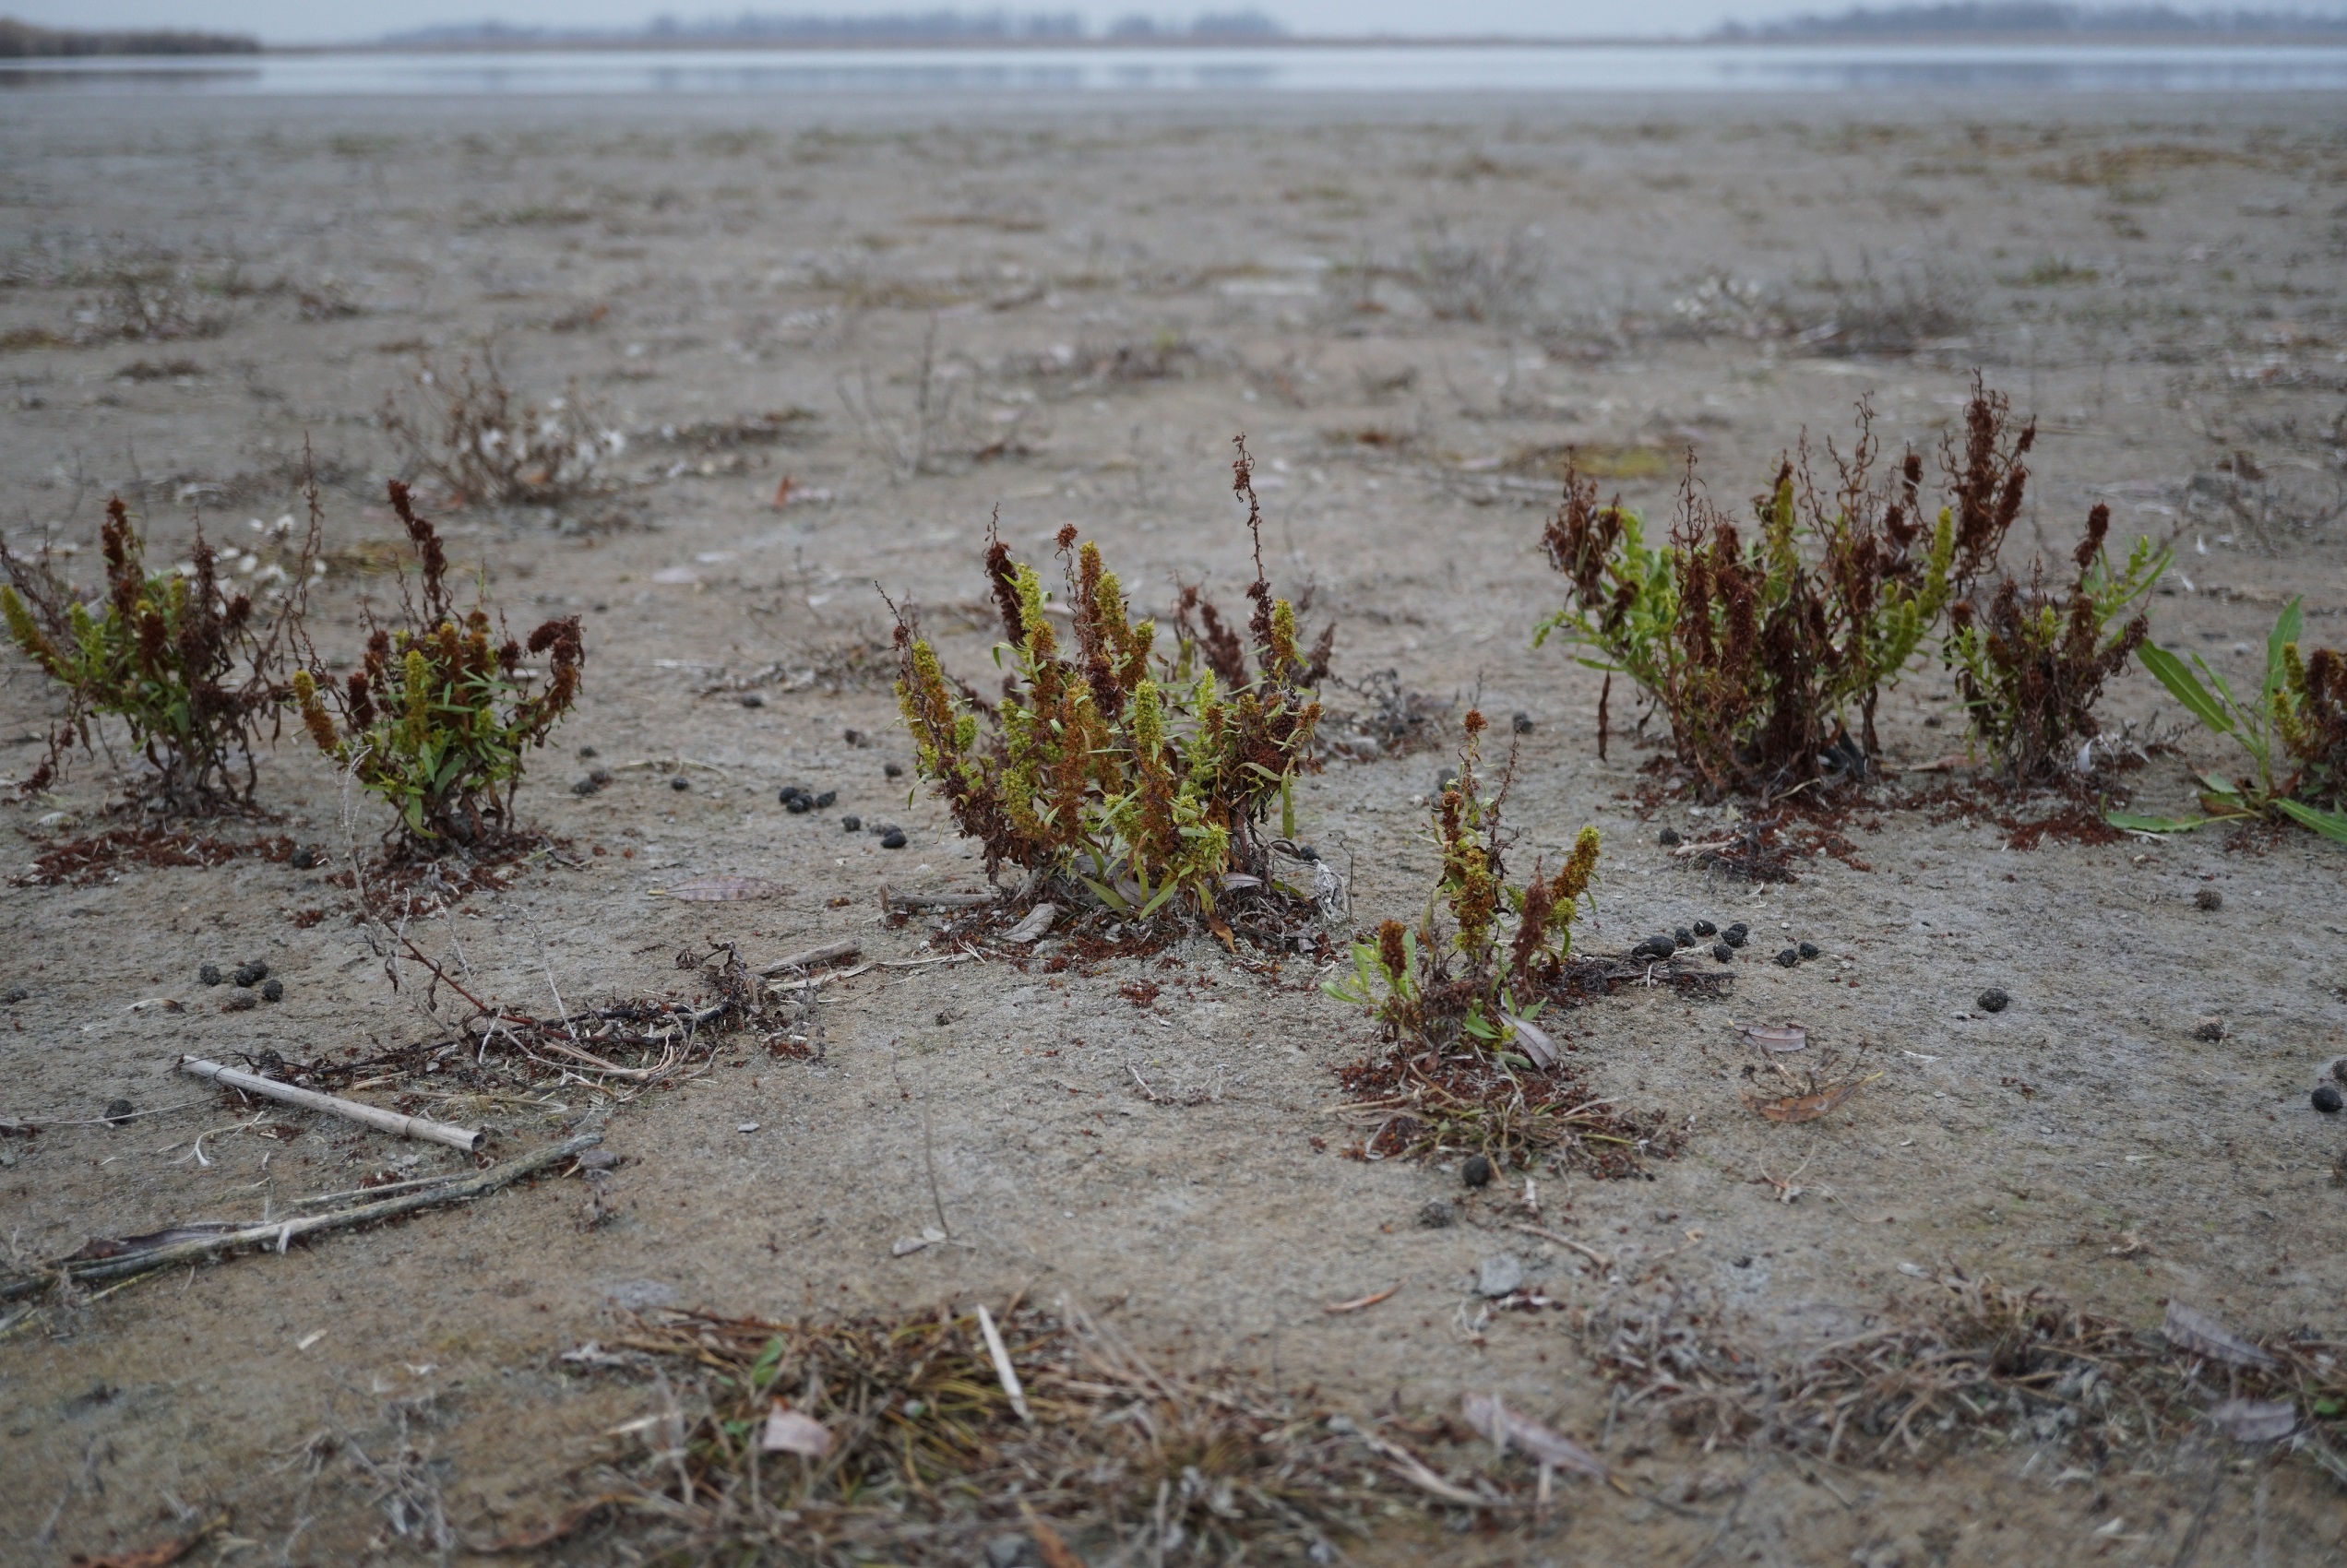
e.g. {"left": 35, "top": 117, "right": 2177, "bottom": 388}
{"left": 757, "top": 938, "right": 861, "bottom": 978}
{"left": 179, "top": 1055, "right": 484, "bottom": 1151}
{"left": 0, "top": 1132, "right": 600, "bottom": 1301}
{"left": 881, "top": 887, "right": 1000, "bottom": 912}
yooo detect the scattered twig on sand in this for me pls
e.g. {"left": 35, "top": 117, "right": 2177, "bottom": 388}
{"left": 757, "top": 938, "right": 862, "bottom": 977}
{"left": 0, "top": 1133, "right": 599, "bottom": 1303}
{"left": 179, "top": 1056, "right": 484, "bottom": 1152}
{"left": 882, "top": 886, "right": 1001, "bottom": 913}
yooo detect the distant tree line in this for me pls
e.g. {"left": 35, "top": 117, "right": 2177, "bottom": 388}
{"left": 1716, "top": 3, "right": 2347, "bottom": 37}
{"left": 385, "top": 9, "right": 1285, "bottom": 46}
{"left": 0, "top": 17, "right": 260, "bottom": 55}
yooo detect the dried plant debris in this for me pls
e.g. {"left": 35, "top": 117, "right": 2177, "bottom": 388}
{"left": 14, "top": 826, "right": 297, "bottom": 886}
{"left": 547, "top": 1297, "right": 1573, "bottom": 1562}
{"left": 1319, "top": 669, "right": 1454, "bottom": 761}
{"left": 1739, "top": 1043, "right": 1880, "bottom": 1123}
{"left": 1583, "top": 1270, "right": 2347, "bottom": 1479}
{"left": 1333, "top": 1052, "right": 1685, "bottom": 1177}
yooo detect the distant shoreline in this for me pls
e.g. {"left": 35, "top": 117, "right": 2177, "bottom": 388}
{"left": 265, "top": 32, "right": 2347, "bottom": 53}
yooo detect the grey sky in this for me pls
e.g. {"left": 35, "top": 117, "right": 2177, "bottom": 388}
{"left": 17, "top": 1, "right": 1772, "bottom": 44}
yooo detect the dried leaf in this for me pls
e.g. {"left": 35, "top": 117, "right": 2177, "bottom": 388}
{"left": 1323, "top": 1283, "right": 1400, "bottom": 1314}
{"left": 1741, "top": 1075, "right": 1875, "bottom": 1123}
{"left": 1503, "top": 1013, "right": 1559, "bottom": 1068}
{"left": 2162, "top": 1301, "right": 2275, "bottom": 1368}
{"left": 1002, "top": 902, "right": 1057, "bottom": 944}
{"left": 70, "top": 1514, "right": 227, "bottom": 1568}
{"left": 1021, "top": 1509, "right": 1084, "bottom": 1568}
{"left": 1461, "top": 1392, "right": 1610, "bottom": 1479}
{"left": 2206, "top": 1397, "right": 2296, "bottom": 1443}
{"left": 654, "top": 875, "right": 785, "bottom": 902}
{"left": 1740, "top": 1024, "right": 1807, "bottom": 1053}
{"left": 760, "top": 1402, "right": 834, "bottom": 1456}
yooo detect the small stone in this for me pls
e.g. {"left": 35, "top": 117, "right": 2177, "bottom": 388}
{"left": 1692, "top": 919, "right": 1717, "bottom": 937}
{"left": 578, "top": 745, "right": 599, "bottom": 759}
{"left": 291, "top": 846, "right": 321, "bottom": 870}
{"left": 1774, "top": 947, "right": 1800, "bottom": 968}
{"left": 260, "top": 978, "right": 283, "bottom": 1004}
{"left": 669, "top": 776, "right": 690, "bottom": 791}
{"left": 571, "top": 776, "right": 602, "bottom": 796}
{"left": 2314, "top": 1085, "right": 2343, "bottom": 1115}
{"left": 198, "top": 964, "right": 223, "bottom": 987}
{"left": 2331, "top": 1058, "right": 2347, "bottom": 1086}
{"left": 781, "top": 787, "right": 813, "bottom": 813}
{"left": 1417, "top": 1200, "right": 1455, "bottom": 1229}
{"left": 884, "top": 761, "right": 904, "bottom": 778}
{"left": 576, "top": 1147, "right": 619, "bottom": 1170}
{"left": 1635, "top": 933, "right": 1676, "bottom": 959}
{"left": 879, "top": 828, "right": 908, "bottom": 849}
{"left": 844, "top": 728, "right": 865, "bottom": 746}
{"left": 1511, "top": 711, "right": 1533, "bottom": 734}
{"left": 221, "top": 989, "right": 258, "bottom": 1013}
{"left": 103, "top": 1098, "right": 134, "bottom": 1126}
{"left": 1923, "top": 714, "right": 1942, "bottom": 729}
{"left": 1674, "top": 927, "right": 1695, "bottom": 948}
{"left": 232, "top": 960, "right": 268, "bottom": 988}
{"left": 1658, "top": 826, "right": 1683, "bottom": 847}
{"left": 1461, "top": 1153, "right": 1494, "bottom": 1188}
{"left": 1476, "top": 1253, "right": 1525, "bottom": 1298}
{"left": 1798, "top": 941, "right": 1820, "bottom": 960}
{"left": 2191, "top": 1017, "right": 2225, "bottom": 1043}
{"left": 2195, "top": 887, "right": 2222, "bottom": 911}
{"left": 815, "top": 790, "right": 838, "bottom": 808}
{"left": 1, "top": 985, "right": 25, "bottom": 1004}
{"left": 983, "top": 1533, "right": 1031, "bottom": 1568}
{"left": 737, "top": 692, "right": 765, "bottom": 708}
{"left": 841, "top": 814, "right": 862, "bottom": 832}
{"left": 1712, "top": 942, "right": 1733, "bottom": 963}
{"left": 1722, "top": 922, "right": 1748, "bottom": 948}
{"left": 1977, "top": 988, "right": 2009, "bottom": 1014}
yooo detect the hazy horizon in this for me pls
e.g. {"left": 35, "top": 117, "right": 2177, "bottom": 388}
{"left": 14, "top": 0, "right": 2347, "bottom": 45}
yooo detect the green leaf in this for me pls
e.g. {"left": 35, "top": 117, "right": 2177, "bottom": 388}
{"left": 2264, "top": 598, "right": 2305, "bottom": 704}
{"left": 2103, "top": 811, "right": 2210, "bottom": 834}
{"left": 2274, "top": 797, "right": 2347, "bottom": 845}
{"left": 2139, "top": 642, "right": 2233, "bottom": 736}
{"left": 1280, "top": 773, "right": 1295, "bottom": 843}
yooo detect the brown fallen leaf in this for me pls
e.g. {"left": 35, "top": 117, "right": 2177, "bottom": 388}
{"left": 71, "top": 1513, "right": 227, "bottom": 1568}
{"left": 1324, "top": 1283, "right": 1400, "bottom": 1314}
{"left": 1207, "top": 913, "right": 1237, "bottom": 953}
{"left": 654, "top": 875, "right": 785, "bottom": 902}
{"left": 1741, "top": 1074, "right": 1879, "bottom": 1123}
{"left": 1020, "top": 1503, "right": 1085, "bottom": 1568}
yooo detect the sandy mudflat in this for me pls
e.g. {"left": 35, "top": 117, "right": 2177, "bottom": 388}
{"left": 0, "top": 85, "right": 2344, "bottom": 1563}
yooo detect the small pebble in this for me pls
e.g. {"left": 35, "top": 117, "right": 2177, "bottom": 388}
{"left": 1977, "top": 987, "right": 2009, "bottom": 1013}
{"left": 781, "top": 786, "right": 813, "bottom": 813}
{"left": 571, "top": 776, "right": 602, "bottom": 796}
{"left": 260, "top": 978, "right": 283, "bottom": 1004}
{"left": 1461, "top": 1153, "right": 1493, "bottom": 1188}
{"left": 1722, "top": 922, "right": 1748, "bottom": 948}
{"left": 879, "top": 828, "right": 908, "bottom": 849}
{"left": 884, "top": 761, "right": 904, "bottom": 778}
{"left": 1798, "top": 941, "right": 1820, "bottom": 960}
{"left": 841, "top": 814, "right": 863, "bottom": 833}
{"left": 1658, "top": 826, "right": 1682, "bottom": 847}
{"left": 232, "top": 960, "right": 268, "bottom": 988}
{"left": 221, "top": 989, "right": 258, "bottom": 1013}
{"left": 1511, "top": 711, "right": 1533, "bottom": 734}
{"left": 1923, "top": 714, "right": 1942, "bottom": 729}
{"left": 1692, "top": 919, "right": 1717, "bottom": 937}
{"left": 669, "top": 775, "right": 690, "bottom": 791}
{"left": 291, "top": 846, "right": 321, "bottom": 870}
{"left": 103, "top": 1098, "right": 134, "bottom": 1126}
{"left": 1674, "top": 926, "right": 1695, "bottom": 948}
{"left": 1712, "top": 942, "right": 1734, "bottom": 963}
{"left": 1, "top": 985, "right": 25, "bottom": 1004}
{"left": 737, "top": 692, "right": 765, "bottom": 708}
{"left": 1417, "top": 1199, "right": 1455, "bottom": 1229}
{"left": 1476, "top": 1253, "right": 1524, "bottom": 1298}
{"left": 2191, "top": 1017, "right": 2225, "bottom": 1043}
{"left": 578, "top": 745, "right": 599, "bottom": 759}
{"left": 844, "top": 728, "right": 865, "bottom": 746}
{"left": 576, "top": 1147, "right": 619, "bottom": 1171}
{"left": 1635, "top": 934, "right": 1675, "bottom": 959}
{"left": 2314, "top": 1085, "right": 2343, "bottom": 1115}
{"left": 2195, "top": 887, "right": 2222, "bottom": 911}
{"left": 2332, "top": 1058, "right": 2347, "bottom": 1086}
{"left": 198, "top": 963, "right": 223, "bottom": 987}
{"left": 815, "top": 790, "right": 838, "bottom": 808}
{"left": 1774, "top": 947, "right": 1800, "bottom": 968}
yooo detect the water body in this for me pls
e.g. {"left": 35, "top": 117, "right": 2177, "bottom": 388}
{"left": 5, "top": 43, "right": 2347, "bottom": 96}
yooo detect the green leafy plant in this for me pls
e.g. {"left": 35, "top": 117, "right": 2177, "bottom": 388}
{"left": 2117, "top": 598, "right": 2347, "bottom": 843}
{"left": 1323, "top": 710, "right": 1601, "bottom": 1062}
{"left": 1535, "top": 385, "right": 2031, "bottom": 796}
{"left": 292, "top": 481, "right": 583, "bottom": 849}
{"left": 0, "top": 491, "right": 316, "bottom": 809}
{"left": 891, "top": 437, "right": 1323, "bottom": 921}
{"left": 1943, "top": 503, "right": 2169, "bottom": 782}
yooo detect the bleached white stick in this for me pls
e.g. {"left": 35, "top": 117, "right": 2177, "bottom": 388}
{"left": 974, "top": 1302, "right": 1031, "bottom": 1422}
{"left": 178, "top": 1056, "right": 484, "bottom": 1152}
